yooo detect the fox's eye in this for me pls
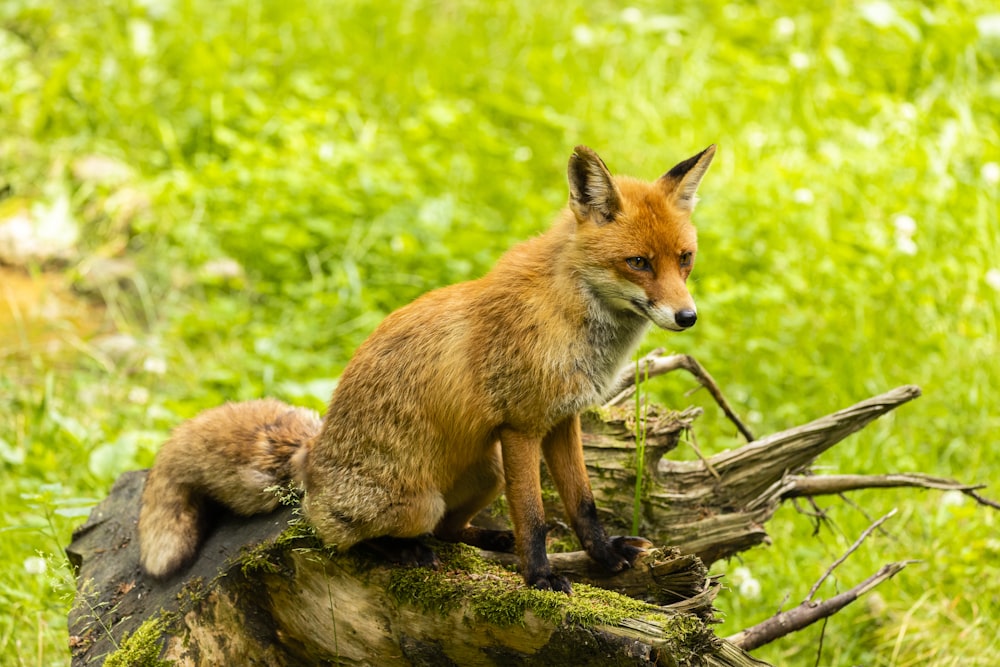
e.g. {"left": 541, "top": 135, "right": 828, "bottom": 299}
{"left": 679, "top": 251, "right": 694, "bottom": 268}
{"left": 625, "top": 256, "right": 651, "bottom": 272}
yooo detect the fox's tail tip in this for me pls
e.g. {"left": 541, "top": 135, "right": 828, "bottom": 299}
{"left": 139, "top": 525, "right": 200, "bottom": 579}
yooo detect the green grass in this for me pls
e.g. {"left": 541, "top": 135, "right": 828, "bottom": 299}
{"left": 1, "top": 0, "right": 998, "bottom": 664}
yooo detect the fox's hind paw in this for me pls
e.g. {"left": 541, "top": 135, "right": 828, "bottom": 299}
{"left": 363, "top": 535, "right": 441, "bottom": 569}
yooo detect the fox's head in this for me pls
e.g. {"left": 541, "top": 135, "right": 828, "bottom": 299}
{"left": 567, "top": 144, "right": 715, "bottom": 332}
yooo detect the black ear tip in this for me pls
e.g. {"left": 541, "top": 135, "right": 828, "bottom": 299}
{"left": 691, "top": 144, "right": 717, "bottom": 164}
{"left": 665, "top": 144, "right": 717, "bottom": 180}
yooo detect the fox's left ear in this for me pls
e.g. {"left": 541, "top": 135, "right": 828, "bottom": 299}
{"left": 658, "top": 145, "right": 716, "bottom": 212}
{"left": 568, "top": 145, "right": 623, "bottom": 225}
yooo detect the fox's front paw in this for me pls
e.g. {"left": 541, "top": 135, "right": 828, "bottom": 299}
{"left": 526, "top": 570, "right": 573, "bottom": 594}
{"left": 610, "top": 535, "right": 653, "bottom": 564}
{"left": 588, "top": 535, "right": 653, "bottom": 573}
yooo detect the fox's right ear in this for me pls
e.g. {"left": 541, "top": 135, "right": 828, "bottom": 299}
{"left": 568, "top": 146, "right": 622, "bottom": 226}
{"left": 659, "top": 145, "right": 716, "bottom": 212}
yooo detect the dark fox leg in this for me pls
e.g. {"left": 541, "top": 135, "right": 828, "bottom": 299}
{"left": 542, "top": 414, "right": 649, "bottom": 573}
{"left": 500, "top": 427, "right": 572, "bottom": 594}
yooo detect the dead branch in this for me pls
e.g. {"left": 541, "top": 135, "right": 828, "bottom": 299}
{"left": 728, "top": 510, "right": 913, "bottom": 653}
{"left": 781, "top": 473, "right": 987, "bottom": 498}
{"left": 606, "top": 349, "right": 755, "bottom": 443}
{"left": 964, "top": 489, "right": 1000, "bottom": 511}
{"left": 67, "top": 471, "right": 760, "bottom": 667}
{"left": 569, "top": 386, "right": 931, "bottom": 565}
{"left": 725, "top": 561, "right": 914, "bottom": 652}
{"left": 67, "top": 359, "right": 1000, "bottom": 665}
{"left": 804, "top": 509, "right": 897, "bottom": 602}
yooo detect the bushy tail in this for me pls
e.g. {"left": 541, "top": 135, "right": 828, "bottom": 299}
{"left": 138, "top": 468, "right": 206, "bottom": 578}
{"left": 137, "top": 398, "right": 322, "bottom": 579}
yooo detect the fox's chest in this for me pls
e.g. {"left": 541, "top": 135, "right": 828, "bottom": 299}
{"left": 478, "top": 284, "right": 650, "bottom": 430}
{"left": 497, "top": 312, "right": 649, "bottom": 428}
{"left": 581, "top": 308, "right": 650, "bottom": 385}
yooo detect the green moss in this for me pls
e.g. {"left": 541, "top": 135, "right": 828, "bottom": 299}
{"left": 563, "top": 585, "right": 662, "bottom": 626}
{"left": 386, "top": 541, "right": 681, "bottom": 632}
{"left": 237, "top": 520, "right": 322, "bottom": 577}
{"left": 387, "top": 566, "right": 467, "bottom": 615}
{"left": 263, "top": 483, "right": 304, "bottom": 508}
{"left": 102, "top": 617, "right": 172, "bottom": 667}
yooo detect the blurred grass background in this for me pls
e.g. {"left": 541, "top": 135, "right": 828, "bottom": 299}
{"left": 1, "top": 0, "right": 998, "bottom": 664}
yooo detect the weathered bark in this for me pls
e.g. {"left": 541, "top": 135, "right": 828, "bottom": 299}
{"left": 560, "top": 385, "right": 926, "bottom": 565}
{"left": 67, "top": 471, "right": 765, "bottom": 667}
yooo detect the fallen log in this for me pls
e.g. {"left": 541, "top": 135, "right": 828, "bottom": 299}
{"left": 66, "top": 372, "right": 998, "bottom": 664}
{"left": 67, "top": 470, "right": 765, "bottom": 666}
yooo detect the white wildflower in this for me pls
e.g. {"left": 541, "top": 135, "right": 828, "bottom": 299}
{"left": 128, "top": 19, "right": 154, "bottom": 57}
{"left": 893, "top": 214, "right": 917, "bottom": 237}
{"left": 859, "top": 1, "right": 897, "bottom": 29}
{"left": 981, "top": 161, "right": 1000, "bottom": 185}
{"left": 730, "top": 566, "right": 762, "bottom": 600}
{"left": 789, "top": 51, "right": 810, "bottom": 70}
{"left": 23, "top": 556, "right": 47, "bottom": 575}
{"left": 739, "top": 577, "right": 762, "bottom": 600}
{"left": 893, "top": 214, "right": 918, "bottom": 254}
{"left": 896, "top": 236, "right": 918, "bottom": 255}
{"left": 986, "top": 268, "right": 1000, "bottom": 292}
{"left": 793, "top": 188, "right": 815, "bottom": 205}
{"left": 940, "top": 490, "right": 966, "bottom": 507}
{"left": 976, "top": 14, "right": 1000, "bottom": 40}
{"left": 128, "top": 386, "right": 150, "bottom": 405}
{"left": 774, "top": 17, "right": 796, "bottom": 39}
{"left": 622, "top": 7, "right": 643, "bottom": 24}
{"left": 898, "top": 102, "right": 917, "bottom": 122}
{"left": 200, "top": 257, "right": 244, "bottom": 281}
{"left": 143, "top": 356, "right": 168, "bottom": 375}
{"left": 572, "top": 25, "right": 595, "bottom": 46}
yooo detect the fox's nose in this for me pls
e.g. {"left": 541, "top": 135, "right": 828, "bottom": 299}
{"left": 675, "top": 309, "right": 697, "bottom": 328}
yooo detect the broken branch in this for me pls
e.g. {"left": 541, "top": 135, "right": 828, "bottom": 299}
{"left": 606, "top": 350, "right": 755, "bottom": 443}
{"left": 726, "top": 561, "right": 915, "bottom": 652}
{"left": 805, "top": 509, "right": 897, "bottom": 602}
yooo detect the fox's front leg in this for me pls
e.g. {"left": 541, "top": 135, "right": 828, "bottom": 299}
{"left": 499, "top": 427, "right": 572, "bottom": 593}
{"left": 542, "top": 414, "right": 650, "bottom": 573}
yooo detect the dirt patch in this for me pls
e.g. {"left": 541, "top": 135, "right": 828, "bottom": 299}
{"left": 0, "top": 266, "right": 104, "bottom": 363}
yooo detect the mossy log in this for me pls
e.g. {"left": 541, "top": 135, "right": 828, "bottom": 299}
{"left": 67, "top": 470, "right": 766, "bottom": 667}
{"left": 70, "top": 381, "right": 987, "bottom": 665}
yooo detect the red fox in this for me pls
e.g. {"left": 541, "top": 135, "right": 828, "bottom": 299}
{"left": 138, "top": 144, "right": 716, "bottom": 593}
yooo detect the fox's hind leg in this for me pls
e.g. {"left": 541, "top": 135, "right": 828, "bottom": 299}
{"left": 434, "top": 443, "right": 515, "bottom": 552}
{"left": 302, "top": 471, "right": 447, "bottom": 557}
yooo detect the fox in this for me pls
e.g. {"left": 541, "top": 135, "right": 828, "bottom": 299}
{"left": 138, "top": 144, "right": 716, "bottom": 593}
